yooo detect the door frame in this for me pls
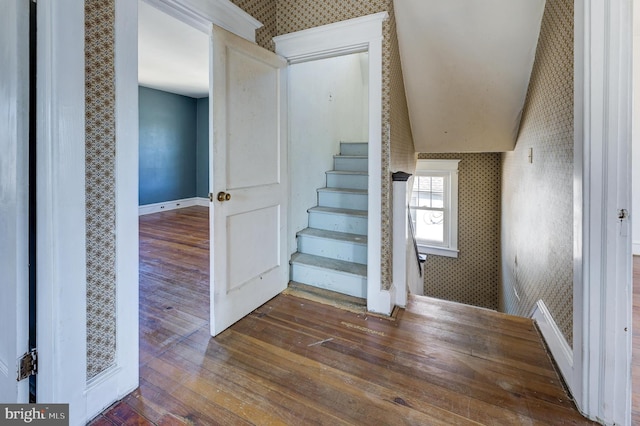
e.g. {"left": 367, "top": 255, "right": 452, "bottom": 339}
{"left": 35, "top": 0, "right": 262, "bottom": 423}
{"left": 0, "top": 0, "right": 30, "bottom": 404}
{"left": 274, "top": 12, "right": 391, "bottom": 314}
{"left": 573, "top": 0, "right": 633, "bottom": 424}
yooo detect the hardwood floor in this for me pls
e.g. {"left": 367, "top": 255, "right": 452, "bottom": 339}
{"left": 633, "top": 255, "right": 640, "bottom": 425}
{"left": 91, "top": 206, "right": 594, "bottom": 425}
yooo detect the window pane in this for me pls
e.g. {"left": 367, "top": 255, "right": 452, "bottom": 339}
{"left": 430, "top": 177, "right": 444, "bottom": 208}
{"left": 411, "top": 208, "right": 444, "bottom": 244}
{"left": 412, "top": 176, "right": 445, "bottom": 208}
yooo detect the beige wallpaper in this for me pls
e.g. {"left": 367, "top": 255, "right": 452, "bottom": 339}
{"left": 386, "top": 4, "right": 416, "bottom": 290}
{"left": 85, "top": 0, "right": 117, "bottom": 380}
{"left": 500, "top": 0, "right": 574, "bottom": 345}
{"left": 388, "top": 3, "right": 415, "bottom": 176}
{"left": 418, "top": 153, "right": 501, "bottom": 309}
{"left": 230, "top": 0, "right": 277, "bottom": 52}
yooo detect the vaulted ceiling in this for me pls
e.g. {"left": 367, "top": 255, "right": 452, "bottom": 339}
{"left": 394, "top": 0, "right": 546, "bottom": 152}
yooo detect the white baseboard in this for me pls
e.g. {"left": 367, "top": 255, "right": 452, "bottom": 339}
{"left": 633, "top": 241, "right": 640, "bottom": 256}
{"left": 531, "top": 300, "right": 574, "bottom": 395}
{"left": 138, "top": 197, "right": 209, "bottom": 215}
{"left": 194, "top": 197, "right": 209, "bottom": 207}
{"left": 84, "top": 365, "right": 136, "bottom": 424}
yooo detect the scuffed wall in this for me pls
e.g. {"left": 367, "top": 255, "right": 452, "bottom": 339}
{"left": 85, "top": 0, "right": 117, "bottom": 380}
{"left": 418, "top": 153, "right": 500, "bottom": 310}
{"left": 500, "top": 0, "right": 574, "bottom": 345}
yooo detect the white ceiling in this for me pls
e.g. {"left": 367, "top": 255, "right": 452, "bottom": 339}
{"left": 395, "top": 0, "right": 546, "bottom": 152}
{"left": 138, "top": 1, "right": 210, "bottom": 98}
{"left": 139, "top": 0, "right": 546, "bottom": 151}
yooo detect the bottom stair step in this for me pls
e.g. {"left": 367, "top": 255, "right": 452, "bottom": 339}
{"left": 290, "top": 253, "right": 367, "bottom": 299}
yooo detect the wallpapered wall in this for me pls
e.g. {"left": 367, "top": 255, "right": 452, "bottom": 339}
{"left": 85, "top": 0, "right": 117, "bottom": 380}
{"left": 418, "top": 153, "right": 501, "bottom": 310}
{"left": 232, "top": 0, "right": 415, "bottom": 291}
{"left": 500, "top": 0, "right": 574, "bottom": 345}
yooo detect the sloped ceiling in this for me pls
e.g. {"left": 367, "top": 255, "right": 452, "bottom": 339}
{"left": 394, "top": 0, "right": 546, "bottom": 152}
{"left": 138, "top": 0, "right": 209, "bottom": 98}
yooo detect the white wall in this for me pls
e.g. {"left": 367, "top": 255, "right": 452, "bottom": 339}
{"left": 633, "top": 2, "right": 640, "bottom": 255}
{"left": 288, "top": 52, "right": 369, "bottom": 254}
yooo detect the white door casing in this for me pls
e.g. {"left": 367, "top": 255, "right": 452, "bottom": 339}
{"left": 573, "top": 0, "right": 633, "bottom": 424}
{"left": 210, "top": 25, "right": 288, "bottom": 336}
{"left": 0, "top": 0, "right": 30, "bottom": 404}
{"left": 274, "top": 12, "right": 389, "bottom": 314}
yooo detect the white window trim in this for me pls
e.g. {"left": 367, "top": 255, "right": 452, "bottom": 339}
{"left": 412, "top": 159, "right": 460, "bottom": 258}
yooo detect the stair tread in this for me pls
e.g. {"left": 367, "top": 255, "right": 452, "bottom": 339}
{"left": 326, "top": 170, "right": 368, "bottom": 176}
{"left": 297, "top": 228, "right": 368, "bottom": 245}
{"left": 290, "top": 253, "right": 367, "bottom": 277}
{"left": 317, "top": 187, "right": 367, "bottom": 194}
{"left": 308, "top": 206, "right": 368, "bottom": 217}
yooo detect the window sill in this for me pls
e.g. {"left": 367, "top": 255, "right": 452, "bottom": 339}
{"left": 418, "top": 244, "right": 459, "bottom": 258}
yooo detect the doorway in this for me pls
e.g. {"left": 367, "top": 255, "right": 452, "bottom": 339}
{"left": 137, "top": 0, "right": 211, "bottom": 367}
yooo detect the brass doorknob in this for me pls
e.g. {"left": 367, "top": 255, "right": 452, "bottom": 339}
{"left": 216, "top": 191, "right": 231, "bottom": 202}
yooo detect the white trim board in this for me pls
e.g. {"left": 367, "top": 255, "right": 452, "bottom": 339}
{"left": 274, "top": 12, "right": 389, "bottom": 64}
{"left": 142, "top": 0, "right": 261, "bottom": 42}
{"left": 139, "top": 197, "right": 209, "bottom": 215}
{"left": 633, "top": 242, "right": 640, "bottom": 256}
{"left": 36, "top": 0, "right": 88, "bottom": 423}
{"left": 531, "top": 300, "right": 573, "bottom": 389}
{"left": 274, "top": 12, "right": 392, "bottom": 315}
{"left": 574, "top": 0, "right": 633, "bottom": 424}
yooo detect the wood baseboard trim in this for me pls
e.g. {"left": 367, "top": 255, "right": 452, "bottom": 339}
{"left": 531, "top": 300, "right": 574, "bottom": 395}
{"left": 138, "top": 197, "right": 209, "bottom": 216}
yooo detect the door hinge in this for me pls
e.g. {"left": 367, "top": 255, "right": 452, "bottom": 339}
{"left": 17, "top": 348, "right": 37, "bottom": 381}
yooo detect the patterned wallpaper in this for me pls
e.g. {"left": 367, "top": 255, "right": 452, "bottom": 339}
{"left": 418, "top": 153, "right": 501, "bottom": 309}
{"left": 500, "top": 0, "right": 574, "bottom": 345}
{"left": 85, "top": 0, "right": 117, "bottom": 380}
{"left": 387, "top": 4, "right": 416, "bottom": 291}
{"left": 230, "top": 0, "right": 277, "bottom": 51}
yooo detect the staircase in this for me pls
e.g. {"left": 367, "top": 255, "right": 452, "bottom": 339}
{"left": 290, "top": 142, "right": 368, "bottom": 298}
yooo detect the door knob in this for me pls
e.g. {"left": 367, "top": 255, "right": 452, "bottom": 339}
{"left": 217, "top": 191, "right": 231, "bottom": 202}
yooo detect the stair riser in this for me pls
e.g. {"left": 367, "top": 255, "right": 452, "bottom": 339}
{"left": 334, "top": 157, "right": 368, "bottom": 172}
{"left": 340, "top": 143, "right": 368, "bottom": 156}
{"left": 290, "top": 263, "right": 367, "bottom": 298}
{"left": 297, "top": 235, "right": 367, "bottom": 265}
{"left": 318, "top": 191, "right": 368, "bottom": 210}
{"left": 326, "top": 173, "right": 368, "bottom": 190}
{"left": 308, "top": 211, "right": 368, "bottom": 235}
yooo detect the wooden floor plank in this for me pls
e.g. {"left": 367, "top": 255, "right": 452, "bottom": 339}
{"left": 92, "top": 206, "right": 595, "bottom": 425}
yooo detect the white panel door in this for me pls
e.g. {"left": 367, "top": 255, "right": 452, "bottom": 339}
{"left": 0, "top": 0, "right": 30, "bottom": 403}
{"left": 210, "top": 25, "right": 288, "bottom": 336}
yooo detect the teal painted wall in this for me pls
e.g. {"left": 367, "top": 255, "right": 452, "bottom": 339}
{"left": 139, "top": 87, "right": 209, "bottom": 205}
{"left": 196, "top": 97, "right": 209, "bottom": 198}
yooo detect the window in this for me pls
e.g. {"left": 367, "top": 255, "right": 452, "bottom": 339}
{"left": 410, "top": 159, "right": 460, "bottom": 258}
